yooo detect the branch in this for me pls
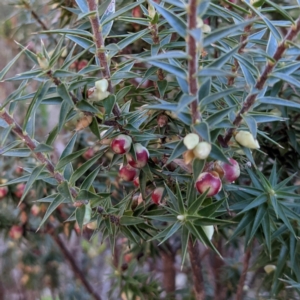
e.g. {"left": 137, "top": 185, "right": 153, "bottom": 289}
{"left": 235, "top": 249, "right": 251, "bottom": 300}
{"left": 188, "top": 238, "right": 205, "bottom": 300}
{"left": 47, "top": 70, "right": 79, "bottom": 104}
{"left": 0, "top": 110, "right": 78, "bottom": 198}
{"left": 53, "top": 234, "right": 102, "bottom": 300}
{"left": 86, "top": 0, "right": 120, "bottom": 118}
{"left": 187, "top": 0, "right": 201, "bottom": 124}
{"left": 223, "top": 17, "right": 300, "bottom": 145}
{"left": 227, "top": 13, "right": 253, "bottom": 86}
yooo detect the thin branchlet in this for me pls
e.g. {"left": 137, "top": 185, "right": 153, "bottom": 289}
{"left": 86, "top": 0, "right": 120, "bottom": 117}
{"left": 223, "top": 17, "right": 300, "bottom": 145}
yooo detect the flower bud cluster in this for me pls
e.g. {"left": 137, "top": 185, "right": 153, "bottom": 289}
{"left": 110, "top": 135, "right": 149, "bottom": 183}
{"left": 87, "top": 79, "right": 110, "bottom": 102}
{"left": 183, "top": 133, "right": 212, "bottom": 164}
{"left": 195, "top": 157, "right": 240, "bottom": 198}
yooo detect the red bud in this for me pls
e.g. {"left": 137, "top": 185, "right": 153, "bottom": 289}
{"left": 215, "top": 158, "right": 240, "bottom": 183}
{"left": 111, "top": 135, "right": 132, "bottom": 154}
{"left": 151, "top": 187, "right": 164, "bottom": 205}
{"left": 195, "top": 171, "right": 222, "bottom": 197}
{"left": 119, "top": 165, "right": 138, "bottom": 182}
{"left": 127, "top": 143, "right": 149, "bottom": 169}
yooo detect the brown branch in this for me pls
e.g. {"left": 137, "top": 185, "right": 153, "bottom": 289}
{"left": 227, "top": 13, "right": 253, "bottom": 86}
{"left": 235, "top": 249, "right": 251, "bottom": 300}
{"left": 53, "top": 234, "right": 102, "bottom": 300}
{"left": 223, "top": 17, "right": 300, "bottom": 145}
{"left": 0, "top": 110, "right": 78, "bottom": 198}
{"left": 159, "top": 242, "right": 176, "bottom": 296}
{"left": 22, "top": 0, "right": 48, "bottom": 31}
{"left": 86, "top": 0, "right": 120, "bottom": 117}
{"left": 188, "top": 238, "right": 205, "bottom": 300}
{"left": 187, "top": 0, "right": 201, "bottom": 124}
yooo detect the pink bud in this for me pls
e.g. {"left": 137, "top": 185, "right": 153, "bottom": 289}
{"left": 157, "top": 114, "right": 168, "bottom": 127}
{"left": 151, "top": 187, "right": 164, "bottom": 205}
{"left": 9, "top": 225, "right": 23, "bottom": 240}
{"left": 111, "top": 134, "right": 132, "bottom": 154}
{"left": 119, "top": 165, "right": 138, "bottom": 182}
{"left": 14, "top": 183, "right": 25, "bottom": 199}
{"left": 133, "top": 177, "right": 140, "bottom": 187}
{"left": 215, "top": 158, "right": 240, "bottom": 183}
{"left": 127, "top": 143, "right": 149, "bottom": 169}
{"left": 0, "top": 186, "right": 8, "bottom": 199}
{"left": 195, "top": 171, "right": 222, "bottom": 197}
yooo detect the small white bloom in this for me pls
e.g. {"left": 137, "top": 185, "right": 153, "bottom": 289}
{"left": 183, "top": 133, "right": 200, "bottom": 150}
{"left": 264, "top": 265, "right": 276, "bottom": 274}
{"left": 202, "top": 225, "right": 214, "bottom": 240}
{"left": 235, "top": 131, "right": 260, "bottom": 149}
{"left": 193, "top": 142, "right": 212, "bottom": 159}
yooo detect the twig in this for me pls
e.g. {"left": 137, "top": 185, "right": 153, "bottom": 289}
{"left": 54, "top": 234, "right": 102, "bottom": 300}
{"left": 46, "top": 70, "right": 79, "bottom": 104}
{"left": 150, "top": 24, "right": 164, "bottom": 81}
{"left": 187, "top": 0, "right": 201, "bottom": 124}
{"left": 223, "top": 17, "right": 300, "bottom": 145}
{"left": 0, "top": 110, "right": 78, "bottom": 198}
{"left": 235, "top": 249, "right": 251, "bottom": 300}
{"left": 188, "top": 238, "right": 205, "bottom": 300}
{"left": 22, "top": 0, "right": 57, "bottom": 44}
{"left": 227, "top": 13, "right": 253, "bottom": 86}
{"left": 86, "top": 0, "right": 120, "bottom": 118}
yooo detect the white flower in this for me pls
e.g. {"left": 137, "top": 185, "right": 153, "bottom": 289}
{"left": 183, "top": 133, "right": 200, "bottom": 150}
{"left": 235, "top": 131, "right": 260, "bottom": 149}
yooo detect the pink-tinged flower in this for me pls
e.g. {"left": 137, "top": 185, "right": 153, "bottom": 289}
{"left": 0, "top": 186, "right": 8, "bottom": 199}
{"left": 195, "top": 171, "right": 222, "bottom": 197}
{"left": 127, "top": 143, "right": 149, "bottom": 169}
{"left": 111, "top": 134, "right": 132, "bottom": 154}
{"left": 119, "top": 165, "right": 138, "bottom": 182}
{"left": 151, "top": 187, "right": 164, "bottom": 205}
{"left": 214, "top": 158, "right": 240, "bottom": 183}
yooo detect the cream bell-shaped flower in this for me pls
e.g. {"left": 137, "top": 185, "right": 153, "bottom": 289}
{"left": 193, "top": 142, "right": 212, "bottom": 159}
{"left": 183, "top": 133, "right": 200, "bottom": 150}
{"left": 235, "top": 131, "right": 260, "bottom": 149}
{"left": 202, "top": 225, "right": 214, "bottom": 240}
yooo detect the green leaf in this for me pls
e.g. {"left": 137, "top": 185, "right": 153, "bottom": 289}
{"left": 19, "top": 164, "right": 46, "bottom": 205}
{"left": 248, "top": 204, "right": 267, "bottom": 244}
{"left": 23, "top": 81, "right": 52, "bottom": 134}
{"left": 101, "top": 0, "right": 145, "bottom": 26}
{"left": 192, "top": 159, "right": 205, "bottom": 182}
{"left": 0, "top": 141, "right": 22, "bottom": 155}
{"left": 120, "top": 216, "right": 145, "bottom": 225}
{"left": 243, "top": 115, "right": 257, "bottom": 139}
{"left": 203, "top": 19, "right": 254, "bottom": 48}
{"left": 158, "top": 222, "right": 182, "bottom": 245}
{"left": 70, "top": 151, "right": 103, "bottom": 185}
{"left": 0, "top": 47, "right": 26, "bottom": 81}
{"left": 150, "top": 1, "right": 186, "bottom": 38}
{"left": 206, "top": 106, "right": 236, "bottom": 127}
{"left": 187, "top": 189, "right": 209, "bottom": 214}
{"left": 60, "top": 133, "right": 78, "bottom": 159}
{"left": 75, "top": 205, "right": 86, "bottom": 232}
{"left": 75, "top": 0, "right": 88, "bottom": 13}
{"left": 181, "top": 226, "right": 189, "bottom": 267}
{"left": 209, "top": 144, "right": 230, "bottom": 164}
{"left": 38, "top": 194, "right": 65, "bottom": 230}
{"left": 193, "top": 122, "right": 210, "bottom": 142}
{"left": 56, "top": 148, "right": 87, "bottom": 170}
{"left": 57, "top": 83, "right": 75, "bottom": 107}
{"left": 102, "top": 95, "right": 116, "bottom": 116}
{"left": 57, "top": 181, "right": 73, "bottom": 203}
{"left": 33, "top": 143, "right": 54, "bottom": 153}
{"left": 200, "top": 88, "right": 239, "bottom": 107}
{"left": 167, "top": 140, "right": 186, "bottom": 164}
{"left": 258, "top": 96, "right": 300, "bottom": 109}
{"left": 145, "top": 60, "right": 187, "bottom": 79}
{"left": 2, "top": 148, "right": 31, "bottom": 157}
